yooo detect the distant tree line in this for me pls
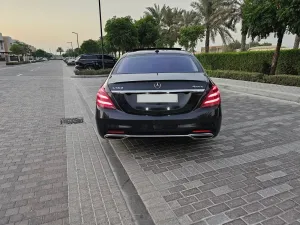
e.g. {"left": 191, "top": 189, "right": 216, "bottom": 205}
{"left": 61, "top": 0, "right": 300, "bottom": 75}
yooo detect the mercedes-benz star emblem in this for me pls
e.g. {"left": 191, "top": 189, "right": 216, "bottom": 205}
{"left": 154, "top": 82, "right": 161, "bottom": 89}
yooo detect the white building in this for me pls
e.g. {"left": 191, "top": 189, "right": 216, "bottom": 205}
{"left": 3, "top": 36, "right": 15, "bottom": 53}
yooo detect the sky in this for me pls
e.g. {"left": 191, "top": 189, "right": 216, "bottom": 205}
{"left": 0, "top": 0, "right": 297, "bottom": 53}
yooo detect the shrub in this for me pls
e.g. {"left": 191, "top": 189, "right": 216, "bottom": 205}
{"left": 206, "top": 70, "right": 264, "bottom": 82}
{"left": 74, "top": 68, "right": 112, "bottom": 75}
{"left": 196, "top": 49, "right": 300, "bottom": 75}
{"left": 263, "top": 75, "right": 300, "bottom": 87}
{"left": 206, "top": 69, "right": 300, "bottom": 87}
{"left": 6, "top": 61, "right": 31, "bottom": 65}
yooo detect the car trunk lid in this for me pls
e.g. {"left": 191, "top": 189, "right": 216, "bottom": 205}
{"left": 108, "top": 73, "right": 209, "bottom": 115}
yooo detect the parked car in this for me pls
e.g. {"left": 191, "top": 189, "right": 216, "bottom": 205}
{"left": 75, "top": 54, "right": 117, "bottom": 70}
{"left": 66, "top": 58, "right": 76, "bottom": 66}
{"left": 95, "top": 48, "right": 222, "bottom": 140}
{"left": 63, "top": 57, "right": 69, "bottom": 63}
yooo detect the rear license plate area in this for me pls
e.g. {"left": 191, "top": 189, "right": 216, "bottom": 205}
{"left": 152, "top": 121, "right": 177, "bottom": 130}
{"left": 137, "top": 94, "right": 178, "bottom": 103}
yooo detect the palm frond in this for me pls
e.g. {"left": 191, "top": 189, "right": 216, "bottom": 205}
{"left": 191, "top": 0, "right": 238, "bottom": 50}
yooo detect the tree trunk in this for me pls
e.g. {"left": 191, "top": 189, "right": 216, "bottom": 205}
{"left": 241, "top": 34, "right": 247, "bottom": 51}
{"left": 294, "top": 35, "right": 300, "bottom": 49}
{"left": 205, "top": 27, "right": 210, "bottom": 53}
{"left": 241, "top": 19, "right": 248, "bottom": 52}
{"left": 270, "top": 32, "right": 284, "bottom": 75}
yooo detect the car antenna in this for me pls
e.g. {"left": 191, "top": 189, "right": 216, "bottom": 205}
{"left": 155, "top": 49, "right": 159, "bottom": 54}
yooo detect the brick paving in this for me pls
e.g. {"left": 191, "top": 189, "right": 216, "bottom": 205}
{"left": 2, "top": 62, "right": 300, "bottom": 225}
{"left": 63, "top": 66, "right": 135, "bottom": 225}
{"left": 73, "top": 76, "right": 300, "bottom": 225}
{"left": 0, "top": 62, "right": 136, "bottom": 225}
{"left": 0, "top": 63, "right": 68, "bottom": 225}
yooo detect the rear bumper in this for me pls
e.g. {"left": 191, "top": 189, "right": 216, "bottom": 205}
{"left": 104, "top": 133, "right": 214, "bottom": 140}
{"left": 95, "top": 106, "right": 222, "bottom": 139}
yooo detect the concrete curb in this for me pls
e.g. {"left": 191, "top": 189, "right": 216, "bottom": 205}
{"left": 71, "top": 74, "right": 109, "bottom": 78}
{"left": 216, "top": 82, "right": 300, "bottom": 104}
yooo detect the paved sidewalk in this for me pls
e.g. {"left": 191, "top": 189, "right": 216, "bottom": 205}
{"left": 212, "top": 78, "right": 300, "bottom": 103}
{"left": 63, "top": 66, "right": 136, "bottom": 225}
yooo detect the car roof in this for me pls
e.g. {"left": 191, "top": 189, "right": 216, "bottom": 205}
{"left": 81, "top": 54, "right": 111, "bottom": 56}
{"left": 124, "top": 49, "right": 193, "bottom": 57}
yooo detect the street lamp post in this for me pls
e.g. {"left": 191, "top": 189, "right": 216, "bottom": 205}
{"left": 67, "top": 42, "right": 74, "bottom": 57}
{"left": 98, "top": 0, "right": 105, "bottom": 69}
{"left": 72, "top": 32, "right": 80, "bottom": 49}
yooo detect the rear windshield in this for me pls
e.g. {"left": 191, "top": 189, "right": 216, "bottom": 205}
{"left": 112, "top": 54, "right": 203, "bottom": 74}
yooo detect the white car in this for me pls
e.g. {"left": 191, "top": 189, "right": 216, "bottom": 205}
{"left": 67, "top": 58, "right": 76, "bottom": 66}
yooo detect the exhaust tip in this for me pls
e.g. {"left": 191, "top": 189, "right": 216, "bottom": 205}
{"left": 189, "top": 133, "right": 214, "bottom": 140}
{"left": 104, "top": 134, "right": 127, "bottom": 140}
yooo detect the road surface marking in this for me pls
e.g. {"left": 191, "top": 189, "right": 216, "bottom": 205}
{"left": 17, "top": 74, "right": 23, "bottom": 76}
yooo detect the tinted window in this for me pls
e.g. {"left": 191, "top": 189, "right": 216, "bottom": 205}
{"left": 113, "top": 54, "right": 202, "bottom": 74}
{"left": 81, "top": 55, "right": 97, "bottom": 60}
{"left": 104, "top": 55, "right": 114, "bottom": 60}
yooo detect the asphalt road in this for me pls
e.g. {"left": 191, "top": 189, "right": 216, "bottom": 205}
{"left": 1, "top": 61, "right": 300, "bottom": 225}
{"left": 0, "top": 61, "right": 69, "bottom": 225}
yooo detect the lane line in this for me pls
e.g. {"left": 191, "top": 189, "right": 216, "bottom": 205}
{"left": 17, "top": 74, "right": 23, "bottom": 76}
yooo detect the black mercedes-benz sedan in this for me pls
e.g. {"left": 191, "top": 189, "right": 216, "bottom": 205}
{"left": 95, "top": 48, "right": 222, "bottom": 140}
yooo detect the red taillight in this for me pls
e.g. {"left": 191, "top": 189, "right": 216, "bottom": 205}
{"left": 107, "top": 130, "right": 124, "bottom": 134}
{"left": 193, "top": 130, "right": 212, "bottom": 133}
{"left": 96, "top": 87, "right": 116, "bottom": 109}
{"left": 201, "top": 85, "right": 221, "bottom": 108}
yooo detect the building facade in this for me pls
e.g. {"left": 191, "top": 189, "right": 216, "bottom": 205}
{"left": 0, "top": 32, "right": 36, "bottom": 62}
{"left": 3, "top": 36, "right": 15, "bottom": 53}
{"left": 0, "top": 33, "right": 5, "bottom": 61}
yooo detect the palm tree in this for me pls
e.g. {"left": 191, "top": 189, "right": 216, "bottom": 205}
{"left": 226, "top": 0, "right": 247, "bottom": 51}
{"left": 145, "top": 5, "right": 183, "bottom": 48}
{"left": 145, "top": 4, "right": 166, "bottom": 27}
{"left": 161, "top": 7, "right": 183, "bottom": 47}
{"left": 181, "top": 10, "right": 200, "bottom": 27}
{"left": 145, "top": 4, "right": 167, "bottom": 47}
{"left": 191, "top": 0, "right": 236, "bottom": 53}
{"left": 294, "top": 35, "right": 300, "bottom": 49}
{"left": 56, "top": 47, "right": 64, "bottom": 55}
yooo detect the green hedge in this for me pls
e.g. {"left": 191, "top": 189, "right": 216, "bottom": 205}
{"left": 6, "top": 61, "right": 31, "bottom": 65}
{"left": 207, "top": 70, "right": 300, "bottom": 87}
{"left": 196, "top": 49, "right": 300, "bottom": 75}
{"left": 74, "top": 69, "right": 112, "bottom": 75}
